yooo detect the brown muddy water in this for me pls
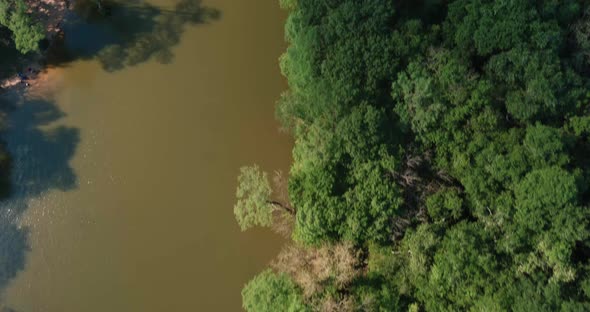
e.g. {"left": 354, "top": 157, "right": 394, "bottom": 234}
{"left": 0, "top": 0, "right": 291, "bottom": 310}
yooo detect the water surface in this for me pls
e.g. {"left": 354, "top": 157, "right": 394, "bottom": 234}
{"left": 0, "top": 0, "right": 290, "bottom": 310}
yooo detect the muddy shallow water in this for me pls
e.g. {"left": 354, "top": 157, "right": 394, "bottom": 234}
{"left": 0, "top": 1, "right": 290, "bottom": 310}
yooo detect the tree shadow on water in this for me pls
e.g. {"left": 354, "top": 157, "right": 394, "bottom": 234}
{"left": 0, "top": 94, "right": 79, "bottom": 300}
{"left": 0, "top": 217, "right": 28, "bottom": 294}
{"left": 0, "top": 0, "right": 213, "bottom": 304}
{"left": 3, "top": 98, "right": 79, "bottom": 197}
{"left": 47, "top": 0, "right": 221, "bottom": 72}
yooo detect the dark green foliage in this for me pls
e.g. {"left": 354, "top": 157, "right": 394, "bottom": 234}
{"left": 234, "top": 165, "right": 274, "bottom": 231}
{"left": 426, "top": 188, "right": 463, "bottom": 222}
{"left": 278, "top": 0, "right": 430, "bottom": 128}
{"left": 419, "top": 222, "right": 499, "bottom": 311}
{"left": 241, "top": 0, "right": 590, "bottom": 310}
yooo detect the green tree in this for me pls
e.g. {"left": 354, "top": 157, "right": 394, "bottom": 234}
{"left": 426, "top": 188, "right": 463, "bottom": 222}
{"left": 241, "top": 0, "right": 590, "bottom": 310}
{"left": 234, "top": 165, "right": 293, "bottom": 231}
{"left": 242, "top": 270, "right": 309, "bottom": 312}
{"left": 0, "top": 0, "right": 44, "bottom": 54}
{"left": 523, "top": 123, "right": 568, "bottom": 167}
{"left": 419, "top": 222, "right": 500, "bottom": 311}
{"left": 509, "top": 167, "right": 588, "bottom": 282}
{"left": 289, "top": 105, "right": 403, "bottom": 245}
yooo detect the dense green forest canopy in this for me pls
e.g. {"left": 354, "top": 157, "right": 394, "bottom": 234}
{"left": 236, "top": 0, "right": 590, "bottom": 311}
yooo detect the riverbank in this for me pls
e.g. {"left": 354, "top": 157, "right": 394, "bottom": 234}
{"left": 0, "top": 0, "right": 69, "bottom": 92}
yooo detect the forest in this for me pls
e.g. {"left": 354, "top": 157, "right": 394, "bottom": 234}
{"left": 235, "top": 0, "right": 590, "bottom": 310}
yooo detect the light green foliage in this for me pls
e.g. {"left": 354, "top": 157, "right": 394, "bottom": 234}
{"left": 0, "top": 0, "right": 44, "bottom": 54}
{"left": 569, "top": 115, "right": 590, "bottom": 136}
{"left": 392, "top": 61, "right": 443, "bottom": 139}
{"left": 242, "top": 270, "right": 309, "bottom": 312}
{"left": 278, "top": 0, "right": 296, "bottom": 10}
{"left": 234, "top": 165, "right": 273, "bottom": 231}
{"left": 510, "top": 167, "right": 588, "bottom": 282}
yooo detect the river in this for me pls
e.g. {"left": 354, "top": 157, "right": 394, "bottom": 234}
{"left": 0, "top": 0, "right": 290, "bottom": 310}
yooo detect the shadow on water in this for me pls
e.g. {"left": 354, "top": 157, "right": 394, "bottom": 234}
{"left": 3, "top": 98, "right": 80, "bottom": 198}
{"left": 47, "top": 0, "right": 221, "bottom": 71}
{"left": 0, "top": 0, "right": 219, "bottom": 305}
{"left": 0, "top": 218, "right": 28, "bottom": 297}
{"left": 0, "top": 93, "right": 79, "bottom": 301}
{"left": 0, "top": 36, "right": 30, "bottom": 83}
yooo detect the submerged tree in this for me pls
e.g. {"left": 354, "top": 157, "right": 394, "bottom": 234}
{"left": 234, "top": 165, "right": 294, "bottom": 231}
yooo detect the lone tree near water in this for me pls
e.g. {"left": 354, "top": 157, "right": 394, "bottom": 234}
{"left": 234, "top": 165, "right": 294, "bottom": 231}
{"left": 0, "top": 0, "right": 44, "bottom": 54}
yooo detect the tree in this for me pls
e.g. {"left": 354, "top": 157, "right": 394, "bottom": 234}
{"left": 94, "top": 0, "right": 103, "bottom": 12}
{"left": 242, "top": 269, "right": 309, "bottom": 312}
{"left": 241, "top": 0, "right": 590, "bottom": 310}
{"left": 426, "top": 187, "right": 463, "bottom": 222}
{"left": 289, "top": 105, "right": 403, "bottom": 245}
{"left": 9, "top": 8, "right": 44, "bottom": 54}
{"left": 0, "top": 0, "right": 44, "bottom": 54}
{"left": 234, "top": 165, "right": 293, "bottom": 231}
{"left": 277, "top": 0, "right": 409, "bottom": 128}
{"left": 508, "top": 167, "right": 588, "bottom": 282}
{"left": 419, "top": 222, "right": 500, "bottom": 311}
{"left": 0, "top": 0, "right": 45, "bottom": 54}
{"left": 523, "top": 123, "right": 568, "bottom": 167}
